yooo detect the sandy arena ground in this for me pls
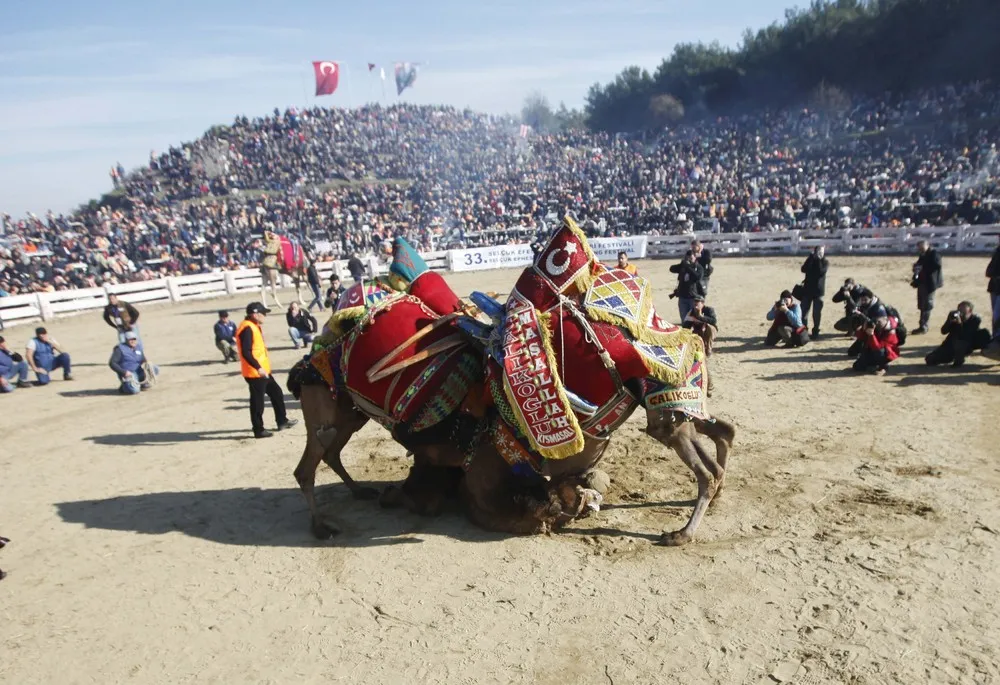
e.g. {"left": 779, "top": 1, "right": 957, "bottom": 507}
{"left": 1, "top": 255, "right": 998, "bottom": 684}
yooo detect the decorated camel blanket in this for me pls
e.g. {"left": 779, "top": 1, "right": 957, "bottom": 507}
{"left": 261, "top": 232, "right": 304, "bottom": 272}
{"left": 489, "top": 216, "right": 709, "bottom": 462}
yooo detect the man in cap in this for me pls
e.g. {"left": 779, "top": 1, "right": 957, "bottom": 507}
{"left": 214, "top": 310, "right": 239, "bottom": 363}
{"left": 109, "top": 331, "right": 154, "bottom": 394}
{"left": 25, "top": 327, "right": 72, "bottom": 384}
{"left": 236, "top": 302, "right": 298, "bottom": 438}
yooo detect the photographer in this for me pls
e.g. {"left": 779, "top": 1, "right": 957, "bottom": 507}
{"left": 799, "top": 246, "right": 828, "bottom": 339}
{"left": 832, "top": 278, "right": 867, "bottom": 335}
{"left": 691, "top": 240, "right": 713, "bottom": 295}
{"left": 765, "top": 290, "right": 809, "bottom": 347}
{"left": 925, "top": 301, "right": 991, "bottom": 367}
{"left": 669, "top": 249, "right": 706, "bottom": 321}
{"left": 846, "top": 290, "right": 907, "bottom": 357}
{"left": 682, "top": 295, "right": 718, "bottom": 356}
{"left": 912, "top": 240, "right": 943, "bottom": 334}
{"left": 853, "top": 316, "right": 901, "bottom": 376}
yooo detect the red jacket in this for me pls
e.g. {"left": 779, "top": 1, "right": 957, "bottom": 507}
{"left": 865, "top": 328, "right": 900, "bottom": 362}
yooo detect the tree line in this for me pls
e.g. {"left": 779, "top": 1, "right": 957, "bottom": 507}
{"left": 524, "top": 0, "right": 1000, "bottom": 133}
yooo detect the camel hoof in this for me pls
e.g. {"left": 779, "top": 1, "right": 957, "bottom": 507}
{"left": 311, "top": 518, "right": 340, "bottom": 540}
{"left": 657, "top": 530, "right": 692, "bottom": 547}
{"left": 584, "top": 470, "right": 611, "bottom": 495}
{"left": 352, "top": 486, "right": 380, "bottom": 501}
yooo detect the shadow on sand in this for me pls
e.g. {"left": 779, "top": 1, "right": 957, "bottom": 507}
{"left": 85, "top": 429, "right": 249, "bottom": 446}
{"left": 56, "top": 483, "right": 507, "bottom": 548}
{"left": 59, "top": 388, "right": 123, "bottom": 398}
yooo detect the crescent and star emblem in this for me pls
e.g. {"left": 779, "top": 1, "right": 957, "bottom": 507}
{"left": 544, "top": 241, "right": 577, "bottom": 277}
{"left": 320, "top": 62, "right": 337, "bottom": 75}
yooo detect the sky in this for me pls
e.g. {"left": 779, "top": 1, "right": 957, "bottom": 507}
{"left": 0, "top": 0, "right": 794, "bottom": 216}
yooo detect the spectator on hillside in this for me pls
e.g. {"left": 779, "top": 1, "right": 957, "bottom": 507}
{"left": 912, "top": 240, "right": 943, "bottom": 334}
{"left": 102, "top": 294, "right": 140, "bottom": 343}
{"left": 616, "top": 251, "right": 637, "bottom": 276}
{"left": 853, "top": 316, "right": 901, "bottom": 375}
{"left": 669, "top": 250, "right": 705, "bottom": 321}
{"left": 214, "top": 310, "right": 239, "bottom": 363}
{"left": 986, "top": 234, "right": 1000, "bottom": 336}
{"left": 0, "top": 335, "right": 31, "bottom": 392}
{"left": 766, "top": 290, "right": 809, "bottom": 347}
{"left": 324, "top": 275, "right": 345, "bottom": 310}
{"left": 26, "top": 327, "right": 72, "bottom": 384}
{"left": 691, "top": 240, "right": 713, "bottom": 295}
{"left": 799, "top": 245, "right": 829, "bottom": 339}
{"left": 109, "top": 331, "right": 155, "bottom": 394}
{"left": 925, "top": 301, "right": 992, "bottom": 367}
{"left": 286, "top": 302, "right": 317, "bottom": 349}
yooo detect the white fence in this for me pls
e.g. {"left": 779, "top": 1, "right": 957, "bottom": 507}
{"left": 1, "top": 225, "right": 996, "bottom": 329}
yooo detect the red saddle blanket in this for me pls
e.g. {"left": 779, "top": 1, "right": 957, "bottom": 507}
{"left": 278, "top": 236, "right": 304, "bottom": 271}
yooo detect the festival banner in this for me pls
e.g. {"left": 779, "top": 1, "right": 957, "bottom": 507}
{"left": 447, "top": 236, "right": 646, "bottom": 273}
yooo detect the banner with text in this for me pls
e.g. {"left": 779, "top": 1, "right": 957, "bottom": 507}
{"left": 448, "top": 236, "right": 647, "bottom": 273}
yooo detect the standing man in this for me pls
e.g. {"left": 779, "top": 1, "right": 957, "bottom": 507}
{"left": 26, "top": 327, "right": 72, "bottom": 384}
{"left": 912, "top": 240, "right": 943, "bottom": 334}
{"left": 799, "top": 245, "right": 829, "bottom": 339}
{"left": 616, "top": 251, "right": 638, "bottom": 276}
{"left": 691, "top": 239, "right": 713, "bottom": 295}
{"left": 986, "top": 234, "right": 1000, "bottom": 336}
{"left": 103, "top": 294, "right": 140, "bottom": 344}
{"left": 324, "top": 275, "right": 345, "bottom": 310}
{"left": 214, "top": 310, "right": 239, "bottom": 363}
{"left": 236, "top": 302, "right": 297, "bottom": 439}
{"left": 0, "top": 335, "right": 31, "bottom": 392}
{"left": 669, "top": 249, "right": 706, "bottom": 321}
{"left": 305, "top": 260, "right": 324, "bottom": 312}
{"left": 347, "top": 253, "right": 366, "bottom": 284}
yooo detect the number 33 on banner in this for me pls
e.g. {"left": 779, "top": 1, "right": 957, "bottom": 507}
{"left": 463, "top": 253, "right": 484, "bottom": 266}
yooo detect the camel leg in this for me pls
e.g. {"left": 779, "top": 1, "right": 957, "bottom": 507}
{"left": 646, "top": 415, "right": 718, "bottom": 546}
{"left": 270, "top": 271, "right": 283, "bottom": 310}
{"left": 695, "top": 417, "right": 735, "bottom": 499}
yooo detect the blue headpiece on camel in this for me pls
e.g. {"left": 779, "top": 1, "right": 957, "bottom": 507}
{"left": 390, "top": 237, "right": 428, "bottom": 286}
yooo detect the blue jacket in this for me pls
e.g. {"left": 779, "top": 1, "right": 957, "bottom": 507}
{"left": 109, "top": 343, "right": 144, "bottom": 376}
{"left": 0, "top": 348, "right": 16, "bottom": 376}
{"left": 214, "top": 320, "right": 237, "bottom": 343}
{"left": 767, "top": 302, "right": 803, "bottom": 329}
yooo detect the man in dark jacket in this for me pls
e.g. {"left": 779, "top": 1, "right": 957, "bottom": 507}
{"left": 682, "top": 295, "right": 717, "bottom": 395}
{"left": 691, "top": 240, "right": 713, "bottom": 295}
{"left": 347, "top": 254, "right": 366, "bottom": 283}
{"left": 986, "top": 235, "right": 1000, "bottom": 336}
{"left": 305, "top": 261, "right": 324, "bottom": 312}
{"left": 214, "top": 310, "right": 239, "bottom": 362}
{"left": 324, "top": 275, "right": 345, "bottom": 310}
{"left": 669, "top": 250, "right": 706, "bottom": 321}
{"left": 103, "top": 294, "right": 140, "bottom": 343}
{"left": 832, "top": 278, "right": 868, "bottom": 334}
{"left": 799, "top": 246, "right": 828, "bottom": 339}
{"left": 286, "top": 302, "right": 318, "bottom": 349}
{"left": 925, "top": 301, "right": 992, "bottom": 367}
{"left": 912, "top": 240, "right": 943, "bottom": 334}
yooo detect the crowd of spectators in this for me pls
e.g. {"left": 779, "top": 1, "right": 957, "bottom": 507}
{"left": 2, "top": 82, "right": 999, "bottom": 295}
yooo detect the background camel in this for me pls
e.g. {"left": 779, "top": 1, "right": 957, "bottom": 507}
{"left": 259, "top": 231, "right": 310, "bottom": 309}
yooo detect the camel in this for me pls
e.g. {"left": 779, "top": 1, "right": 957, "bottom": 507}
{"left": 259, "top": 231, "right": 310, "bottom": 309}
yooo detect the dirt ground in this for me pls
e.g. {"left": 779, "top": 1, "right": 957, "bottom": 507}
{"left": 1, "top": 255, "right": 998, "bottom": 684}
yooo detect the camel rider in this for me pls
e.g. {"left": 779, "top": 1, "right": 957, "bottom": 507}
{"left": 616, "top": 251, "right": 638, "bottom": 276}
{"left": 109, "top": 331, "right": 155, "bottom": 394}
{"left": 237, "top": 302, "right": 298, "bottom": 439}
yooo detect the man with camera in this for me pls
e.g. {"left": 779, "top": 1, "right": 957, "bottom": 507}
{"left": 799, "top": 245, "right": 829, "bottom": 339}
{"left": 682, "top": 295, "right": 717, "bottom": 395}
{"left": 846, "top": 289, "right": 907, "bottom": 358}
{"left": 852, "top": 315, "right": 901, "bottom": 375}
{"left": 691, "top": 240, "right": 713, "bottom": 295}
{"left": 924, "top": 301, "right": 992, "bottom": 367}
{"left": 912, "top": 240, "right": 943, "bottom": 334}
{"left": 765, "top": 290, "right": 809, "bottom": 347}
{"left": 669, "top": 249, "right": 706, "bottom": 321}
{"left": 832, "top": 278, "right": 868, "bottom": 335}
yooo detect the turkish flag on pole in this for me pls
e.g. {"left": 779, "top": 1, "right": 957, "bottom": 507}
{"left": 312, "top": 61, "right": 339, "bottom": 96}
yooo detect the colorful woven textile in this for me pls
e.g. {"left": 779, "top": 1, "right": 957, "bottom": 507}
{"left": 409, "top": 349, "right": 480, "bottom": 432}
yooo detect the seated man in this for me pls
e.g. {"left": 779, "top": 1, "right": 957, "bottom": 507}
{"left": 214, "top": 310, "right": 239, "bottom": 363}
{"left": 832, "top": 278, "right": 868, "bottom": 335}
{"left": 286, "top": 302, "right": 318, "bottom": 349}
{"left": 0, "top": 335, "right": 31, "bottom": 392}
{"left": 853, "top": 316, "right": 900, "bottom": 375}
{"left": 765, "top": 290, "right": 809, "bottom": 347}
{"left": 109, "top": 331, "right": 154, "bottom": 394}
{"left": 925, "top": 301, "right": 992, "bottom": 367}
{"left": 682, "top": 295, "right": 718, "bottom": 356}
{"left": 26, "top": 327, "right": 72, "bottom": 385}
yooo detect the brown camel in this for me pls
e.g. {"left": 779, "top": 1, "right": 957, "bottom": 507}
{"left": 259, "top": 231, "right": 310, "bottom": 309}
{"left": 290, "top": 359, "right": 735, "bottom": 545}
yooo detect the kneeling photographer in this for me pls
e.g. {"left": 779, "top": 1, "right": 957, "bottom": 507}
{"left": 765, "top": 290, "right": 809, "bottom": 347}
{"left": 925, "top": 301, "right": 991, "bottom": 367}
